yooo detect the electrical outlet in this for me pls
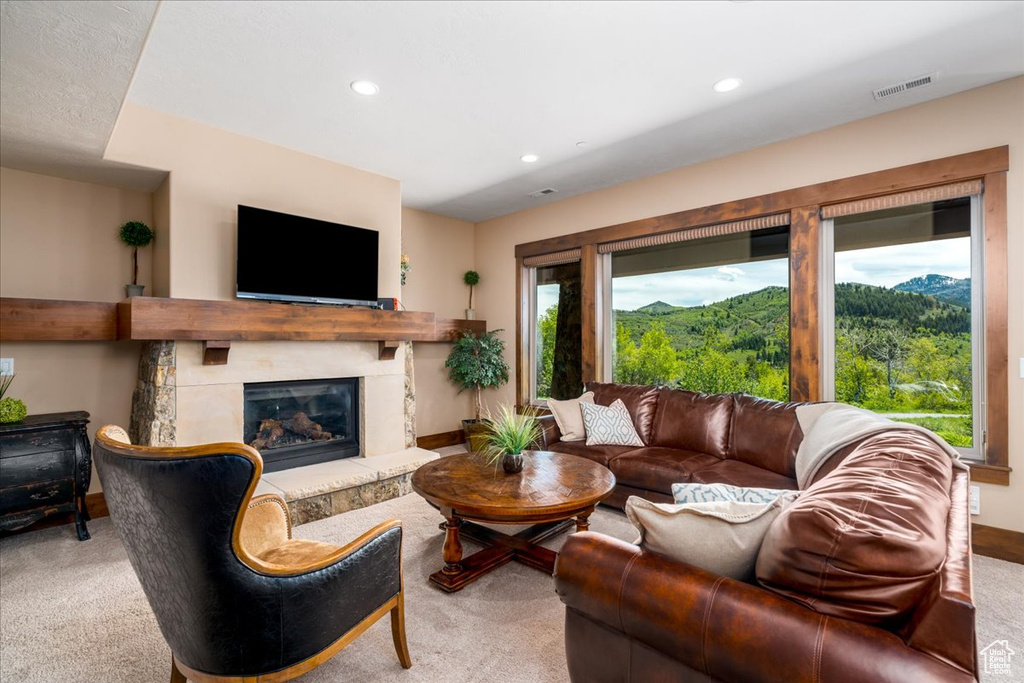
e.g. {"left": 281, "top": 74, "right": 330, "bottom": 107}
{"left": 969, "top": 485, "right": 981, "bottom": 516}
{"left": 0, "top": 358, "right": 12, "bottom": 375}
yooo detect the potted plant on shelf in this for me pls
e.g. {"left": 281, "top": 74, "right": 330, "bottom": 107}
{"left": 119, "top": 220, "right": 155, "bottom": 297}
{"left": 444, "top": 329, "right": 509, "bottom": 451}
{"left": 480, "top": 404, "right": 541, "bottom": 474}
{"left": 0, "top": 374, "right": 27, "bottom": 424}
{"left": 463, "top": 270, "right": 480, "bottom": 319}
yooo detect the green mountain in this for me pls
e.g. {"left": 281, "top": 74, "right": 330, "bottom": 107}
{"left": 614, "top": 282, "right": 969, "bottom": 356}
{"left": 893, "top": 274, "right": 971, "bottom": 308}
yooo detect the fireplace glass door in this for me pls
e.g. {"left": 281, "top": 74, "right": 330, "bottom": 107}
{"left": 243, "top": 378, "right": 359, "bottom": 472}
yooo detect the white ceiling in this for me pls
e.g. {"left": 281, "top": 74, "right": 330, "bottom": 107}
{"left": 0, "top": 0, "right": 165, "bottom": 189}
{"left": 2, "top": 1, "right": 1023, "bottom": 220}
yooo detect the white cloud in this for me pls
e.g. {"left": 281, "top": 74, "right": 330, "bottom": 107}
{"left": 716, "top": 265, "right": 744, "bottom": 281}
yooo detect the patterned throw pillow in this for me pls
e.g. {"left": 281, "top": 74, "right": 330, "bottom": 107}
{"left": 672, "top": 482, "right": 799, "bottom": 505}
{"left": 581, "top": 399, "right": 644, "bottom": 447}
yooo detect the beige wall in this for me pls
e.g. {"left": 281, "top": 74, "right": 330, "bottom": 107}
{"left": 401, "top": 208, "right": 477, "bottom": 436}
{"left": 103, "top": 105, "right": 410, "bottom": 455}
{"left": 0, "top": 167, "right": 154, "bottom": 491}
{"left": 105, "top": 104, "right": 401, "bottom": 301}
{"left": 474, "top": 77, "right": 1024, "bottom": 532}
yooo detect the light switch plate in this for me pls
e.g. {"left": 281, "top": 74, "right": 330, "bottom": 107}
{"left": 969, "top": 485, "right": 981, "bottom": 516}
{"left": 0, "top": 358, "right": 12, "bottom": 375}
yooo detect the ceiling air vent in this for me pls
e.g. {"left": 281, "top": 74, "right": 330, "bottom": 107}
{"left": 528, "top": 188, "right": 558, "bottom": 198}
{"left": 873, "top": 73, "right": 937, "bottom": 101}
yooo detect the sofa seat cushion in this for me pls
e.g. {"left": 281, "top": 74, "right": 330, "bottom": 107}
{"left": 755, "top": 430, "right": 953, "bottom": 628}
{"left": 586, "top": 382, "right": 661, "bottom": 444}
{"left": 547, "top": 440, "right": 644, "bottom": 468}
{"left": 255, "top": 538, "right": 343, "bottom": 568}
{"left": 729, "top": 394, "right": 807, "bottom": 478}
{"left": 688, "top": 457, "right": 798, "bottom": 490}
{"left": 610, "top": 448, "right": 720, "bottom": 494}
{"left": 650, "top": 388, "right": 733, "bottom": 458}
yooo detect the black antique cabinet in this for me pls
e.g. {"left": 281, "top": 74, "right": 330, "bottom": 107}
{"left": 0, "top": 411, "right": 91, "bottom": 540}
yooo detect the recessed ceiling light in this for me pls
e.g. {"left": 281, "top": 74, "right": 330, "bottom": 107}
{"left": 520, "top": 154, "right": 540, "bottom": 163}
{"left": 350, "top": 80, "right": 380, "bottom": 96}
{"left": 575, "top": 141, "right": 589, "bottom": 148}
{"left": 712, "top": 77, "right": 743, "bottom": 93}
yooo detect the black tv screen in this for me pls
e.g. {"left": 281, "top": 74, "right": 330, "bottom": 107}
{"left": 236, "top": 205, "right": 379, "bottom": 306}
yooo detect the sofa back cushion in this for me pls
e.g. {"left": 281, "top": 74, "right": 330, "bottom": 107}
{"left": 755, "top": 430, "right": 953, "bottom": 628}
{"left": 650, "top": 388, "right": 732, "bottom": 458}
{"left": 729, "top": 394, "right": 805, "bottom": 478}
{"left": 586, "top": 382, "right": 660, "bottom": 445}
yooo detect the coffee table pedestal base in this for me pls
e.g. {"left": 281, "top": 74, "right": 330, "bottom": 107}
{"left": 429, "top": 518, "right": 576, "bottom": 593}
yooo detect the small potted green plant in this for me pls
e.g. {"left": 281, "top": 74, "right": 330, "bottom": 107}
{"left": 463, "top": 270, "right": 480, "bottom": 319}
{"left": 0, "top": 374, "right": 27, "bottom": 424}
{"left": 480, "top": 404, "right": 541, "bottom": 474}
{"left": 444, "top": 329, "right": 509, "bottom": 451}
{"left": 119, "top": 220, "right": 155, "bottom": 297}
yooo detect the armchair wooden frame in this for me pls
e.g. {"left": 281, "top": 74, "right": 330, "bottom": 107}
{"left": 95, "top": 426, "right": 412, "bottom": 683}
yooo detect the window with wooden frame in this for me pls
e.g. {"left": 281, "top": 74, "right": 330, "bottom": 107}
{"left": 514, "top": 147, "right": 1010, "bottom": 483}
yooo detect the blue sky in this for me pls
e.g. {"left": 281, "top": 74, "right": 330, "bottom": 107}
{"left": 537, "top": 237, "right": 972, "bottom": 313}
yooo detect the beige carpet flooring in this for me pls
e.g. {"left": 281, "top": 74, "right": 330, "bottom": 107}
{"left": 1, "top": 493, "right": 1021, "bottom": 683}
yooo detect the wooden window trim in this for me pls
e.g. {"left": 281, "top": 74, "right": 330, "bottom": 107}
{"left": 516, "top": 147, "right": 1010, "bottom": 482}
{"left": 515, "top": 146, "right": 1008, "bottom": 259}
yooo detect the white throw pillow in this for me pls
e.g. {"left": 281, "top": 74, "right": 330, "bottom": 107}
{"left": 580, "top": 399, "right": 644, "bottom": 447}
{"left": 624, "top": 495, "right": 792, "bottom": 581}
{"left": 547, "top": 391, "right": 595, "bottom": 442}
{"left": 672, "top": 482, "right": 799, "bottom": 505}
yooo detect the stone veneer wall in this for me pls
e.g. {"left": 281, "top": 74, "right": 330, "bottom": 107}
{"left": 129, "top": 340, "right": 417, "bottom": 451}
{"left": 404, "top": 341, "right": 416, "bottom": 447}
{"left": 129, "top": 341, "right": 177, "bottom": 446}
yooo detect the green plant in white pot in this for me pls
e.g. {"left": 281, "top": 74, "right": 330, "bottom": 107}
{"left": 119, "top": 220, "right": 155, "bottom": 297}
{"left": 444, "top": 329, "right": 509, "bottom": 451}
{"left": 463, "top": 270, "right": 479, "bottom": 319}
{"left": 480, "top": 404, "right": 541, "bottom": 474}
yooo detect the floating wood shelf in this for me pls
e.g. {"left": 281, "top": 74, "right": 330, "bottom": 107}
{"left": 1, "top": 297, "right": 485, "bottom": 364}
{"left": 0, "top": 298, "right": 117, "bottom": 341}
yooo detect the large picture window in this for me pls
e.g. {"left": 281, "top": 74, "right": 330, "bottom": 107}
{"left": 821, "top": 195, "right": 984, "bottom": 457}
{"left": 609, "top": 226, "right": 790, "bottom": 400}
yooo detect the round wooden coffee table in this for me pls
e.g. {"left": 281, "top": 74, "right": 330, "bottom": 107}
{"left": 412, "top": 450, "right": 616, "bottom": 592}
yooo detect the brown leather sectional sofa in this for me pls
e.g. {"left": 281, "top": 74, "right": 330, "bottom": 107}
{"left": 541, "top": 382, "right": 978, "bottom": 683}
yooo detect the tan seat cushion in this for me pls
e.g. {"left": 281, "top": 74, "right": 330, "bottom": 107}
{"left": 256, "top": 538, "right": 344, "bottom": 568}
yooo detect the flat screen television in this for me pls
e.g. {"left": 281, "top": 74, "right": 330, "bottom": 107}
{"left": 236, "top": 205, "right": 379, "bottom": 307}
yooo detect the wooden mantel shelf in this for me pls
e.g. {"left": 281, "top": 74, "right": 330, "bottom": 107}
{"left": 1, "top": 297, "right": 485, "bottom": 363}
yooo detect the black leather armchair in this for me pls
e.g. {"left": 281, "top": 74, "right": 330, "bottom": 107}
{"left": 93, "top": 425, "right": 411, "bottom": 682}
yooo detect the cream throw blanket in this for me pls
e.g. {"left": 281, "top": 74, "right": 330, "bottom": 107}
{"left": 794, "top": 403, "right": 966, "bottom": 489}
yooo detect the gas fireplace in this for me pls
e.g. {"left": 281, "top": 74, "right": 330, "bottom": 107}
{"left": 243, "top": 377, "right": 359, "bottom": 472}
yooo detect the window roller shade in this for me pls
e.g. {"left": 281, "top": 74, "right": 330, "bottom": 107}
{"left": 523, "top": 248, "right": 582, "bottom": 267}
{"left": 597, "top": 213, "right": 790, "bottom": 254}
{"left": 821, "top": 180, "right": 983, "bottom": 219}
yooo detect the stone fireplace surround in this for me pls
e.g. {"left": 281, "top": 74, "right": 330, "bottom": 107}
{"left": 130, "top": 338, "right": 437, "bottom": 524}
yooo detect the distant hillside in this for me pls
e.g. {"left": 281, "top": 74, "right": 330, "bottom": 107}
{"left": 614, "top": 282, "right": 969, "bottom": 356}
{"left": 637, "top": 301, "right": 676, "bottom": 315}
{"left": 893, "top": 274, "right": 971, "bottom": 308}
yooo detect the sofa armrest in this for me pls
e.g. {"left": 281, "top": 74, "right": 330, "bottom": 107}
{"left": 537, "top": 414, "right": 562, "bottom": 449}
{"left": 554, "top": 533, "right": 975, "bottom": 683}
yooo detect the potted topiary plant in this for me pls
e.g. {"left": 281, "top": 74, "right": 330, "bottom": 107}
{"left": 119, "top": 220, "right": 155, "bottom": 297}
{"left": 480, "top": 404, "right": 541, "bottom": 474}
{"left": 463, "top": 270, "right": 480, "bottom": 319}
{"left": 444, "top": 329, "right": 509, "bottom": 451}
{"left": 0, "top": 374, "right": 27, "bottom": 424}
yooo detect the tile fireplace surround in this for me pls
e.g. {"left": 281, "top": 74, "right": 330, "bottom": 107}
{"left": 129, "top": 339, "right": 437, "bottom": 524}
